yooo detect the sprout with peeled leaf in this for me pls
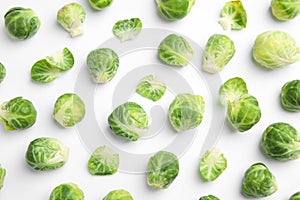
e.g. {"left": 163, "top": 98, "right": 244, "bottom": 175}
{"left": 49, "top": 183, "right": 84, "bottom": 200}
{"left": 280, "top": 80, "right": 300, "bottom": 112}
{"left": 89, "top": 0, "right": 113, "bottom": 10}
{"left": 103, "top": 189, "right": 133, "bottom": 200}
{"left": 271, "top": 0, "right": 300, "bottom": 21}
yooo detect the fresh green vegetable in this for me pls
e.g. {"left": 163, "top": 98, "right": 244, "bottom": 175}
{"left": 271, "top": 0, "right": 300, "bottom": 21}
{"left": 158, "top": 34, "right": 194, "bottom": 67}
{"left": 136, "top": 75, "right": 166, "bottom": 101}
{"left": 25, "top": 137, "right": 69, "bottom": 171}
{"left": 113, "top": 18, "right": 142, "bottom": 42}
{"left": 103, "top": 189, "right": 133, "bottom": 200}
{"left": 219, "top": 77, "right": 248, "bottom": 106}
{"left": 49, "top": 183, "right": 84, "bottom": 200}
{"left": 261, "top": 122, "right": 300, "bottom": 161}
{"left": 108, "top": 102, "right": 150, "bottom": 141}
{"left": 4, "top": 7, "right": 41, "bottom": 40}
{"left": 88, "top": 146, "right": 119, "bottom": 175}
{"left": 0, "top": 97, "right": 37, "bottom": 131}
{"left": 168, "top": 93, "right": 205, "bottom": 132}
{"left": 147, "top": 151, "right": 179, "bottom": 189}
{"left": 253, "top": 30, "right": 300, "bottom": 69}
{"left": 31, "top": 59, "right": 62, "bottom": 83}
{"left": 46, "top": 47, "right": 74, "bottom": 71}
{"left": 290, "top": 191, "right": 300, "bottom": 200}
{"left": 219, "top": 77, "right": 261, "bottom": 132}
{"left": 202, "top": 34, "right": 235, "bottom": 73}
{"left": 242, "top": 163, "right": 277, "bottom": 198}
{"left": 53, "top": 93, "right": 85, "bottom": 128}
{"left": 87, "top": 48, "right": 119, "bottom": 83}
{"left": 0, "top": 165, "right": 6, "bottom": 190}
{"left": 281, "top": 80, "right": 300, "bottom": 112}
{"left": 89, "top": 0, "right": 113, "bottom": 10}
{"left": 155, "top": 0, "right": 195, "bottom": 21}
{"left": 199, "top": 148, "right": 227, "bottom": 182}
{"left": 199, "top": 195, "right": 220, "bottom": 200}
{"left": 218, "top": 0, "right": 247, "bottom": 30}
{"left": 57, "top": 3, "right": 86, "bottom": 37}
{"left": 0, "top": 63, "right": 6, "bottom": 84}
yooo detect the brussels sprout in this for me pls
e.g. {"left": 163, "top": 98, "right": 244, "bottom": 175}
{"left": 53, "top": 93, "right": 85, "bottom": 128}
{"left": 113, "top": 18, "right": 142, "bottom": 42}
{"left": 103, "top": 189, "right": 133, "bottom": 200}
{"left": 0, "top": 165, "right": 6, "bottom": 190}
{"left": 0, "top": 63, "right": 6, "bottom": 84}
{"left": 31, "top": 59, "right": 62, "bottom": 83}
{"left": 136, "top": 75, "right": 166, "bottom": 101}
{"left": 87, "top": 48, "right": 119, "bottom": 83}
{"left": 46, "top": 47, "right": 74, "bottom": 71}
{"left": 199, "top": 195, "right": 220, "bottom": 200}
{"left": 155, "top": 0, "right": 195, "bottom": 21}
{"left": 158, "top": 34, "right": 194, "bottom": 67}
{"left": 261, "top": 122, "right": 300, "bottom": 161}
{"left": 290, "top": 191, "right": 300, "bottom": 200}
{"left": 49, "top": 183, "right": 84, "bottom": 200}
{"left": 199, "top": 148, "right": 227, "bottom": 182}
{"left": 218, "top": 1, "right": 247, "bottom": 30}
{"left": 108, "top": 102, "right": 150, "bottom": 141}
{"left": 281, "top": 80, "right": 300, "bottom": 112}
{"left": 168, "top": 93, "right": 205, "bottom": 132}
{"left": 88, "top": 146, "right": 119, "bottom": 175}
{"left": 219, "top": 77, "right": 248, "bottom": 106}
{"left": 202, "top": 34, "right": 236, "bottom": 73}
{"left": 57, "top": 3, "right": 86, "bottom": 37}
{"left": 25, "top": 137, "right": 69, "bottom": 171}
{"left": 227, "top": 94, "right": 261, "bottom": 132}
{"left": 0, "top": 97, "right": 37, "bottom": 131}
{"left": 147, "top": 151, "right": 179, "bottom": 189}
{"left": 242, "top": 163, "right": 277, "bottom": 198}
{"left": 89, "top": 0, "right": 113, "bottom": 10}
{"left": 253, "top": 30, "right": 300, "bottom": 69}
{"left": 4, "top": 7, "right": 41, "bottom": 40}
{"left": 271, "top": 0, "right": 300, "bottom": 21}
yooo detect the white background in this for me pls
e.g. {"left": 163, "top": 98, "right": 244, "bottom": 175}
{"left": 0, "top": 0, "right": 300, "bottom": 199}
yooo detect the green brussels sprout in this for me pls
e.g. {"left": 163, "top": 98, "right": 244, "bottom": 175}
{"left": 0, "top": 97, "right": 37, "bottom": 131}
{"left": 202, "top": 34, "right": 236, "bottom": 73}
{"left": 242, "top": 163, "right": 277, "bottom": 198}
{"left": 136, "top": 75, "right": 166, "bottom": 102}
{"left": 31, "top": 59, "right": 62, "bottom": 83}
{"left": 168, "top": 93, "right": 205, "bottom": 132}
{"left": 218, "top": 1, "right": 247, "bottom": 30}
{"left": 25, "top": 137, "right": 69, "bottom": 171}
{"left": 0, "top": 63, "right": 6, "bottom": 84}
{"left": 271, "top": 0, "right": 300, "bottom": 21}
{"left": 199, "top": 148, "right": 227, "bottom": 182}
{"left": 89, "top": 0, "right": 113, "bottom": 10}
{"left": 253, "top": 30, "right": 300, "bottom": 69}
{"left": 158, "top": 34, "right": 194, "bottom": 67}
{"left": 0, "top": 165, "right": 6, "bottom": 190}
{"left": 290, "top": 191, "right": 300, "bottom": 200}
{"left": 49, "top": 183, "right": 84, "bottom": 200}
{"left": 57, "top": 3, "right": 86, "bottom": 37}
{"left": 227, "top": 94, "right": 261, "bottom": 132}
{"left": 46, "top": 47, "right": 74, "bottom": 71}
{"left": 113, "top": 18, "right": 142, "bottom": 42}
{"left": 88, "top": 146, "right": 119, "bottom": 175}
{"left": 87, "top": 48, "right": 119, "bottom": 84}
{"left": 4, "top": 7, "right": 41, "bottom": 40}
{"left": 103, "top": 189, "right": 133, "bottom": 200}
{"left": 261, "top": 122, "right": 300, "bottom": 161}
{"left": 281, "top": 80, "right": 300, "bottom": 112}
{"left": 147, "top": 151, "right": 179, "bottom": 189}
{"left": 108, "top": 102, "right": 150, "bottom": 141}
{"left": 219, "top": 77, "right": 248, "bottom": 106}
{"left": 53, "top": 93, "right": 85, "bottom": 128}
{"left": 199, "top": 195, "right": 220, "bottom": 200}
{"left": 155, "top": 0, "right": 195, "bottom": 21}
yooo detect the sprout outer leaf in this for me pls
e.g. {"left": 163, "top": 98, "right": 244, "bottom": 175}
{"left": 113, "top": 18, "right": 142, "bottom": 42}
{"left": 46, "top": 48, "right": 74, "bottom": 71}
{"left": 136, "top": 75, "right": 166, "bottom": 101}
{"left": 31, "top": 59, "right": 62, "bottom": 83}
